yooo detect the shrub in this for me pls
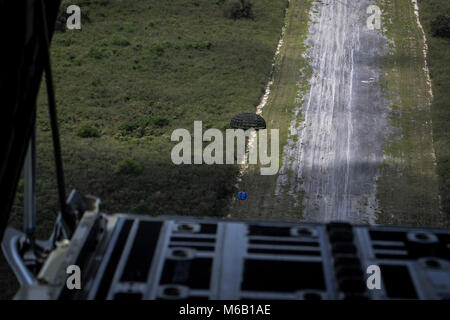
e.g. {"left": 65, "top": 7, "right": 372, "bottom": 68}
{"left": 152, "top": 115, "right": 169, "bottom": 127}
{"left": 224, "top": 0, "right": 254, "bottom": 20}
{"left": 112, "top": 36, "right": 131, "bottom": 46}
{"left": 430, "top": 15, "right": 450, "bottom": 38}
{"left": 121, "top": 122, "right": 139, "bottom": 133}
{"left": 90, "top": 79, "right": 101, "bottom": 87}
{"left": 86, "top": 46, "right": 108, "bottom": 59}
{"left": 114, "top": 159, "right": 143, "bottom": 175}
{"left": 133, "top": 201, "right": 151, "bottom": 214}
{"left": 56, "top": 38, "right": 76, "bottom": 47}
{"left": 185, "top": 41, "right": 212, "bottom": 50}
{"left": 76, "top": 123, "right": 100, "bottom": 138}
{"left": 150, "top": 44, "right": 165, "bottom": 56}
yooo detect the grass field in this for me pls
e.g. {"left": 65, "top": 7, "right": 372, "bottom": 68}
{"left": 375, "top": 0, "right": 449, "bottom": 227}
{"left": 6, "top": 0, "right": 289, "bottom": 232}
{"left": 416, "top": 0, "right": 450, "bottom": 216}
{"left": 230, "top": 0, "right": 313, "bottom": 221}
{"left": 1, "top": 0, "right": 289, "bottom": 299}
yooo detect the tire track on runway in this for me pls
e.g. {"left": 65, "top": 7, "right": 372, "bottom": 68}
{"left": 277, "top": 0, "right": 391, "bottom": 223}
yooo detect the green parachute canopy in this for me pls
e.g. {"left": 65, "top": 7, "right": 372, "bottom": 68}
{"left": 230, "top": 113, "right": 266, "bottom": 130}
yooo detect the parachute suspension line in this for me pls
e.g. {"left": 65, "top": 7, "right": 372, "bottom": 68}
{"left": 39, "top": 0, "right": 75, "bottom": 237}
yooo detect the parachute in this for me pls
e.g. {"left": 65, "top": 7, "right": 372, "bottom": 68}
{"left": 230, "top": 113, "right": 266, "bottom": 130}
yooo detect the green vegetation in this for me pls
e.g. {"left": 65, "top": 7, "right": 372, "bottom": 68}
{"left": 1, "top": 0, "right": 289, "bottom": 299}
{"left": 430, "top": 14, "right": 450, "bottom": 38}
{"left": 375, "top": 0, "right": 448, "bottom": 226}
{"left": 132, "top": 200, "right": 151, "bottom": 214}
{"left": 8, "top": 0, "right": 289, "bottom": 231}
{"left": 418, "top": 0, "right": 450, "bottom": 215}
{"left": 151, "top": 115, "right": 169, "bottom": 127}
{"left": 111, "top": 36, "right": 131, "bottom": 47}
{"left": 114, "top": 158, "right": 143, "bottom": 175}
{"left": 231, "top": 0, "right": 313, "bottom": 221}
{"left": 224, "top": 0, "right": 255, "bottom": 20}
{"left": 76, "top": 122, "right": 100, "bottom": 138}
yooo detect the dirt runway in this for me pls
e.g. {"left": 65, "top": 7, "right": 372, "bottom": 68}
{"left": 277, "top": 0, "right": 391, "bottom": 223}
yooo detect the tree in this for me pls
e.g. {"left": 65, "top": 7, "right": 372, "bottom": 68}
{"left": 224, "top": 0, "right": 254, "bottom": 20}
{"left": 430, "top": 15, "right": 450, "bottom": 38}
